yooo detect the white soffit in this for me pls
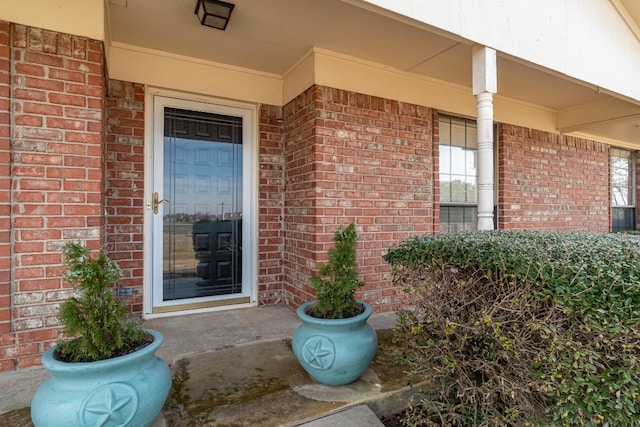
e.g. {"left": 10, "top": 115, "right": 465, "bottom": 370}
{"left": 107, "top": 0, "right": 640, "bottom": 145}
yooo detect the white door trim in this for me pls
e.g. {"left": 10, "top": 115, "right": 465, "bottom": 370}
{"left": 142, "top": 87, "right": 259, "bottom": 318}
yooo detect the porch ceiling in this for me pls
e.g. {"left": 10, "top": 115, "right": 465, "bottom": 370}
{"left": 108, "top": 0, "right": 640, "bottom": 147}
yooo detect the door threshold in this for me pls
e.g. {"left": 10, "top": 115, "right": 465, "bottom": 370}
{"left": 152, "top": 296, "right": 251, "bottom": 314}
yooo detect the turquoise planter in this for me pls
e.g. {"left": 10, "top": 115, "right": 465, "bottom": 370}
{"left": 292, "top": 301, "right": 378, "bottom": 386}
{"left": 31, "top": 329, "right": 171, "bottom": 427}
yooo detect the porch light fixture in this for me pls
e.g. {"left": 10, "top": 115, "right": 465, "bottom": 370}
{"left": 195, "top": 0, "right": 235, "bottom": 31}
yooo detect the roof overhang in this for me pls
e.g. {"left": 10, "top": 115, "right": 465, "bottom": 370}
{"left": 106, "top": 0, "right": 640, "bottom": 147}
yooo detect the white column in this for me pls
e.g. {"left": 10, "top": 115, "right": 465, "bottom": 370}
{"left": 472, "top": 46, "right": 497, "bottom": 231}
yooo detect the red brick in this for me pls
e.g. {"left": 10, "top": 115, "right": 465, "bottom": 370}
{"left": 46, "top": 166, "right": 85, "bottom": 179}
{"left": 0, "top": 342, "right": 38, "bottom": 359}
{"left": 15, "top": 203, "right": 61, "bottom": 216}
{"left": 17, "top": 355, "right": 42, "bottom": 369}
{"left": 14, "top": 63, "right": 45, "bottom": 77}
{"left": 64, "top": 107, "right": 101, "bottom": 121}
{"left": 13, "top": 266, "right": 45, "bottom": 280}
{"left": 48, "top": 68, "right": 85, "bottom": 83}
{"left": 20, "top": 127, "right": 62, "bottom": 141}
{"left": 48, "top": 92, "right": 85, "bottom": 107}
{"left": 14, "top": 115, "right": 43, "bottom": 127}
{"left": 13, "top": 216, "right": 44, "bottom": 228}
{"left": 13, "top": 88, "right": 46, "bottom": 101}
{"left": 65, "top": 131, "right": 102, "bottom": 143}
{"left": 64, "top": 204, "right": 101, "bottom": 215}
{"left": 87, "top": 97, "right": 103, "bottom": 109}
{"left": 66, "top": 83, "right": 103, "bottom": 97}
{"left": 12, "top": 165, "right": 45, "bottom": 177}
{"left": 17, "top": 328, "right": 59, "bottom": 344}
{"left": 66, "top": 59, "right": 102, "bottom": 75}
{"left": 64, "top": 156, "right": 101, "bottom": 169}
{"left": 17, "top": 278, "right": 61, "bottom": 292}
{"left": 18, "top": 179, "right": 61, "bottom": 191}
{"left": 62, "top": 180, "right": 101, "bottom": 193}
{"left": 24, "top": 76, "right": 63, "bottom": 91}
{"left": 19, "top": 228, "right": 61, "bottom": 241}
{"left": 47, "top": 191, "right": 84, "bottom": 203}
{"left": 22, "top": 102, "right": 63, "bottom": 116}
{"left": 47, "top": 216, "right": 86, "bottom": 228}
{"left": 87, "top": 74, "right": 104, "bottom": 87}
{"left": 19, "top": 153, "right": 62, "bottom": 165}
{"left": 0, "top": 359, "right": 14, "bottom": 371}
{"left": 24, "top": 51, "right": 63, "bottom": 67}
{"left": 46, "top": 117, "right": 85, "bottom": 130}
{"left": 12, "top": 192, "right": 44, "bottom": 204}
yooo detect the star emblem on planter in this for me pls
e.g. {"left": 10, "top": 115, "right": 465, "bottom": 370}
{"left": 80, "top": 383, "right": 138, "bottom": 427}
{"left": 302, "top": 336, "right": 335, "bottom": 370}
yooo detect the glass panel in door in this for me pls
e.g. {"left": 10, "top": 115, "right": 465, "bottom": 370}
{"left": 161, "top": 108, "right": 243, "bottom": 301}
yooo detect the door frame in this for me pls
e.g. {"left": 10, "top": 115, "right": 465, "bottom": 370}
{"left": 142, "top": 87, "right": 258, "bottom": 318}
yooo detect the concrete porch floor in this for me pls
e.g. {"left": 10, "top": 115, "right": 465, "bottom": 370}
{"left": 0, "top": 305, "right": 421, "bottom": 426}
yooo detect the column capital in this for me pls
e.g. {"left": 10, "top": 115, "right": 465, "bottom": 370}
{"left": 472, "top": 45, "right": 497, "bottom": 95}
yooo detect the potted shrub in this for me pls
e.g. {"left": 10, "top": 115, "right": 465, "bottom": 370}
{"left": 31, "top": 242, "right": 171, "bottom": 427}
{"left": 292, "top": 223, "right": 378, "bottom": 386}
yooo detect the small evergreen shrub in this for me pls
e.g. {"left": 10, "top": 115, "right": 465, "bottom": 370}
{"left": 56, "top": 242, "right": 145, "bottom": 362}
{"left": 308, "top": 223, "right": 364, "bottom": 319}
{"left": 384, "top": 231, "right": 640, "bottom": 426}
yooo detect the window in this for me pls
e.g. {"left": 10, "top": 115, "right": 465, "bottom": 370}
{"left": 439, "top": 116, "right": 478, "bottom": 233}
{"left": 611, "top": 148, "right": 636, "bottom": 232}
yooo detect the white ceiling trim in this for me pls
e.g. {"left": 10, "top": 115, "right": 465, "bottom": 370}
{"left": 610, "top": 0, "right": 640, "bottom": 43}
{"left": 558, "top": 97, "right": 640, "bottom": 133}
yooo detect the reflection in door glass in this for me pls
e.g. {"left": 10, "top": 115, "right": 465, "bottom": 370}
{"left": 163, "top": 108, "right": 242, "bottom": 301}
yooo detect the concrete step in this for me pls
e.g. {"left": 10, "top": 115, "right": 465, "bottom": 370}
{"left": 298, "top": 404, "right": 385, "bottom": 426}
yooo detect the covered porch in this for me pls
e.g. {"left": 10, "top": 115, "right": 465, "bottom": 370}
{"left": 1, "top": 304, "right": 408, "bottom": 425}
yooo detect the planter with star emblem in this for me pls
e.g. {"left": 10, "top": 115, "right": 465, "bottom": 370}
{"left": 292, "top": 300, "right": 377, "bottom": 386}
{"left": 31, "top": 329, "right": 171, "bottom": 427}
{"left": 291, "top": 224, "right": 377, "bottom": 386}
{"left": 30, "top": 243, "right": 171, "bottom": 426}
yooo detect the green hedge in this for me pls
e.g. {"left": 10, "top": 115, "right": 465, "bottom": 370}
{"left": 384, "top": 231, "right": 640, "bottom": 426}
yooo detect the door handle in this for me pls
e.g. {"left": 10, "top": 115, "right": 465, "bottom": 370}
{"left": 153, "top": 192, "right": 170, "bottom": 214}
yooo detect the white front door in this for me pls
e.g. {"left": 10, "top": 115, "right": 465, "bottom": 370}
{"left": 148, "top": 95, "right": 255, "bottom": 314}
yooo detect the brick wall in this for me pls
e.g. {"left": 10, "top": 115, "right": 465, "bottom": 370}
{"left": 282, "top": 86, "right": 318, "bottom": 307}
{"left": 0, "top": 21, "right": 11, "bottom": 371}
{"left": 497, "top": 124, "right": 610, "bottom": 231}
{"left": 104, "top": 80, "right": 145, "bottom": 314}
{"left": 283, "top": 86, "right": 435, "bottom": 312}
{"left": 257, "top": 105, "right": 286, "bottom": 305}
{"left": 0, "top": 23, "right": 106, "bottom": 372}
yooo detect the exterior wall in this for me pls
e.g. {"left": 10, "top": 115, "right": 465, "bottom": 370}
{"left": 104, "top": 80, "right": 145, "bottom": 314}
{"left": 282, "top": 86, "right": 318, "bottom": 307}
{"left": 0, "top": 22, "right": 106, "bottom": 371}
{"left": 497, "top": 124, "right": 610, "bottom": 231}
{"left": 257, "top": 104, "right": 286, "bottom": 305}
{"left": 0, "top": 21, "right": 629, "bottom": 373}
{"left": 0, "top": 21, "right": 11, "bottom": 372}
{"left": 283, "top": 86, "right": 435, "bottom": 312}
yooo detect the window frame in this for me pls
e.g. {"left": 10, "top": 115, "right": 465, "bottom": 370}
{"left": 438, "top": 115, "right": 480, "bottom": 234}
{"left": 611, "top": 147, "right": 636, "bottom": 232}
